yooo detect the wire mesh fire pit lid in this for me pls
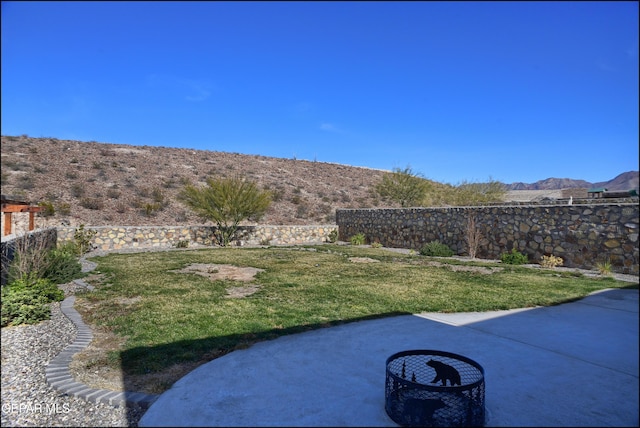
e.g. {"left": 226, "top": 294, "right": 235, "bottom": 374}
{"left": 385, "top": 350, "right": 485, "bottom": 427}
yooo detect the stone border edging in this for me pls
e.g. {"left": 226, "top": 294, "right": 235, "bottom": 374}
{"left": 45, "top": 295, "right": 160, "bottom": 409}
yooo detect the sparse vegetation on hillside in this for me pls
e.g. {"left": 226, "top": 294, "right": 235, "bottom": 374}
{"left": 1, "top": 134, "right": 588, "bottom": 233}
{"left": 0, "top": 135, "right": 390, "bottom": 228}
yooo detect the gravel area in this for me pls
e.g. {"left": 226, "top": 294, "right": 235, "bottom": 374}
{"left": 1, "top": 283, "right": 146, "bottom": 427}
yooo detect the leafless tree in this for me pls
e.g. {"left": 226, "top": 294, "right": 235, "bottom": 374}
{"left": 465, "top": 213, "right": 482, "bottom": 259}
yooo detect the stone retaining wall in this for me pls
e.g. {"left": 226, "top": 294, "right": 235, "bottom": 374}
{"left": 56, "top": 225, "right": 338, "bottom": 251}
{"left": 336, "top": 204, "right": 639, "bottom": 275}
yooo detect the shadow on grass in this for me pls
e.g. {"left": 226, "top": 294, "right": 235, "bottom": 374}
{"left": 120, "top": 283, "right": 640, "bottom": 425}
{"left": 127, "top": 287, "right": 640, "bottom": 427}
{"left": 121, "top": 310, "right": 411, "bottom": 426}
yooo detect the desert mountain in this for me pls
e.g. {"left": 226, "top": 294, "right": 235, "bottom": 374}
{"left": 592, "top": 171, "right": 639, "bottom": 192}
{"left": 504, "top": 171, "right": 638, "bottom": 192}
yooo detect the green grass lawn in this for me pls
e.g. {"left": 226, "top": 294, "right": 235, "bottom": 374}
{"left": 75, "top": 244, "right": 636, "bottom": 391}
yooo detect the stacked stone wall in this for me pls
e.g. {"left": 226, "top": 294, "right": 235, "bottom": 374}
{"left": 56, "top": 225, "right": 338, "bottom": 250}
{"left": 336, "top": 204, "right": 639, "bottom": 275}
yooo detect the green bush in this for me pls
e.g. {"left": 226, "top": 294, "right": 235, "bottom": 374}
{"left": 73, "top": 224, "right": 97, "bottom": 255}
{"left": 175, "top": 240, "right": 189, "bottom": 248}
{"left": 328, "top": 229, "right": 338, "bottom": 243}
{"left": 42, "top": 244, "right": 82, "bottom": 284}
{"left": 1, "top": 276, "right": 65, "bottom": 327}
{"left": 350, "top": 233, "right": 366, "bottom": 245}
{"left": 419, "top": 240, "right": 454, "bottom": 257}
{"left": 500, "top": 248, "right": 529, "bottom": 265}
{"left": 38, "top": 201, "right": 56, "bottom": 217}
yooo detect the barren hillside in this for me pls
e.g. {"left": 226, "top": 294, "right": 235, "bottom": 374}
{"left": 1, "top": 135, "right": 394, "bottom": 230}
{"left": 2, "top": 135, "right": 636, "bottom": 234}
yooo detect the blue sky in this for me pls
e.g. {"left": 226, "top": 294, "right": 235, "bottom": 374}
{"left": 2, "top": 1, "right": 638, "bottom": 185}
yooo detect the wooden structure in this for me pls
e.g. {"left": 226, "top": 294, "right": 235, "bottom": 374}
{"left": 1, "top": 195, "right": 43, "bottom": 236}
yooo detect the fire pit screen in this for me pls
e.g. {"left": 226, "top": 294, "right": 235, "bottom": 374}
{"left": 385, "top": 350, "right": 485, "bottom": 427}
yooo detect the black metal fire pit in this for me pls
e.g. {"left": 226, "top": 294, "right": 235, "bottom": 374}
{"left": 385, "top": 350, "right": 485, "bottom": 427}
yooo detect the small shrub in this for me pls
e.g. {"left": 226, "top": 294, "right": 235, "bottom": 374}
{"left": 44, "top": 191, "right": 59, "bottom": 201}
{"left": 137, "top": 186, "right": 150, "bottom": 198}
{"left": 328, "top": 229, "right": 338, "bottom": 243}
{"left": 106, "top": 188, "right": 121, "bottom": 199}
{"left": 175, "top": 210, "right": 188, "bottom": 222}
{"left": 371, "top": 241, "right": 382, "bottom": 248}
{"left": 42, "top": 244, "right": 82, "bottom": 284}
{"left": 162, "top": 178, "right": 177, "bottom": 189}
{"left": 115, "top": 202, "right": 128, "bottom": 214}
{"left": 7, "top": 234, "right": 53, "bottom": 283}
{"left": 73, "top": 224, "right": 97, "bottom": 256}
{"left": 1, "top": 287, "right": 52, "bottom": 327}
{"left": 16, "top": 176, "right": 35, "bottom": 190}
{"left": 270, "top": 188, "right": 284, "bottom": 202}
{"left": 1, "top": 275, "right": 65, "bottom": 327}
{"left": 70, "top": 183, "right": 85, "bottom": 197}
{"left": 175, "top": 240, "right": 189, "bottom": 248}
{"left": 318, "top": 204, "right": 332, "bottom": 215}
{"left": 350, "top": 233, "right": 366, "bottom": 245}
{"left": 596, "top": 258, "right": 612, "bottom": 276}
{"left": 57, "top": 203, "right": 71, "bottom": 216}
{"left": 500, "top": 248, "right": 528, "bottom": 265}
{"left": 38, "top": 201, "right": 56, "bottom": 217}
{"left": 151, "top": 187, "right": 165, "bottom": 203}
{"left": 295, "top": 204, "right": 309, "bottom": 218}
{"left": 80, "top": 198, "right": 104, "bottom": 210}
{"left": 142, "top": 203, "right": 162, "bottom": 217}
{"left": 540, "top": 254, "right": 563, "bottom": 269}
{"left": 419, "top": 240, "right": 454, "bottom": 257}
{"left": 5, "top": 160, "right": 28, "bottom": 171}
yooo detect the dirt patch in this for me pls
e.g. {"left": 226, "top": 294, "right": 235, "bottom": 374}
{"left": 170, "top": 263, "right": 264, "bottom": 282}
{"left": 170, "top": 263, "right": 265, "bottom": 298}
{"left": 348, "top": 257, "right": 380, "bottom": 263}
{"left": 113, "top": 296, "right": 142, "bottom": 305}
{"left": 226, "top": 284, "right": 262, "bottom": 298}
{"left": 424, "top": 261, "right": 503, "bottom": 275}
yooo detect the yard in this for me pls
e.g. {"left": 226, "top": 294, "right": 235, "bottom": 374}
{"left": 71, "top": 244, "right": 635, "bottom": 394}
